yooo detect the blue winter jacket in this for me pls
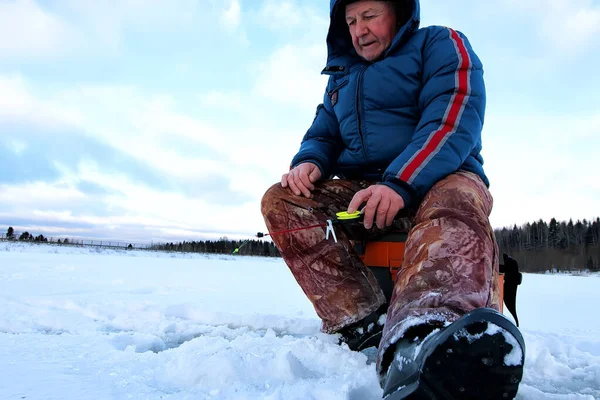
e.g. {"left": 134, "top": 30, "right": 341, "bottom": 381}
{"left": 291, "top": 0, "right": 488, "bottom": 209}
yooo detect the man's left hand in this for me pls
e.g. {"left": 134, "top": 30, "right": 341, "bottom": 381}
{"left": 347, "top": 185, "right": 405, "bottom": 229}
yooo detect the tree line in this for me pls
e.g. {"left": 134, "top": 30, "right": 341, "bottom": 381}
{"left": 3, "top": 218, "right": 600, "bottom": 269}
{"left": 2, "top": 226, "right": 280, "bottom": 257}
{"left": 2, "top": 226, "right": 50, "bottom": 243}
{"left": 149, "top": 238, "right": 281, "bottom": 257}
{"left": 494, "top": 217, "right": 600, "bottom": 273}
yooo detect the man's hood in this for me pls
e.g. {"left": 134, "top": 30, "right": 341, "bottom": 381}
{"left": 324, "top": 0, "right": 420, "bottom": 69}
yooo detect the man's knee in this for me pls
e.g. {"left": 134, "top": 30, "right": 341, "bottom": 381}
{"left": 261, "top": 183, "right": 285, "bottom": 216}
{"left": 421, "top": 172, "right": 492, "bottom": 218}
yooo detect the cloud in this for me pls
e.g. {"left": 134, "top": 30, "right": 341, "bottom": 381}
{"left": 0, "top": 75, "right": 83, "bottom": 127}
{"left": 221, "top": 0, "right": 242, "bottom": 30}
{"left": 0, "top": 0, "right": 79, "bottom": 59}
{"left": 0, "top": 214, "right": 240, "bottom": 244}
{"left": 0, "top": 165, "right": 260, "bottom": 242}
{"left": 0, "top": 122, "right": 170, "bottom": 189}
{"left": 3, "top": 0, "right": 597, "bottom": 244}
{"left": 0, "top": 0, "right": 230, "bottom": 59}
{"left": 0, "top": 175, "right": 261, "bottom": 242}
{"left": 0, "top": 74, "right": 272, "bottom": 240}
{"left": 500, "top": 0, "right": 600, "bottom": 52}
{"left": 0, "top": 77, "right": 169, "bottom": 190}
{"left": 200, "top": 91, "right": 244, "bottom": 111}
{"left": 255, "top": 44, "right": 328, "bottom": 111}
{"left": 258, "top": 1, "right": 303, "bottom": 28}
{"left": 249, "top": 3, "right": 332, "bottom": 112}
{"left": 53, "top": 0, "right": 201, "bottom": 44}
{"left": 256, "top": 0, "right": 328, "bottom": 33}
{"left": 0, "top": 67, "right": 328, "bottom": 240}
{"left": 0, "top": 216, "right": 96, "bottom": 237}
{"left": 483, "top": 112, "right": 600, "bottom": 229}
{"left": 215, "top": 0, "right": 249, "bottom": 46}
{"left": 555, "top": 7, "right": 600, "bottom": 50}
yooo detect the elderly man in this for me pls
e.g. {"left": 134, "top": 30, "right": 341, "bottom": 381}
{"left": 261, "top": 0, "right": 525, "bottom": 398}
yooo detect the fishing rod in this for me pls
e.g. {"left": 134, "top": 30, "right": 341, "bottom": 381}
{"left": 232, "top": 211, "right": 362, "bottom": 254}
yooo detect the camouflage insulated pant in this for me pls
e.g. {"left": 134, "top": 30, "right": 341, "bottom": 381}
{"left": 260, "top": 171, "right": 501, "bottom": 375}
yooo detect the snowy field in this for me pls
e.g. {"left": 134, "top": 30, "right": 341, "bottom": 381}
{"left": 1, "top": 242, "right": 599, "bottom": 400}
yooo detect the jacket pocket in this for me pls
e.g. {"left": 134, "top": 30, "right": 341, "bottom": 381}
{"left": 327, "top": 79, "right": 349, "bottom": 107}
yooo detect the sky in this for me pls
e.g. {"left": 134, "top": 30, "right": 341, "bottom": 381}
{"left": 0, "top": 0, "right": 599, "bottom": 243}
{"left": 1, "top": 242, "right": 599, "bottom": 399}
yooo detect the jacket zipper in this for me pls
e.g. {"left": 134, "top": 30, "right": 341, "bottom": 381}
{"left": 356, "top": 66, "right": 369, "bottom": 162}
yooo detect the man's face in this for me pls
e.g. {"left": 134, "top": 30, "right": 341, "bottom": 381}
{"left": 345, "top": 1, "right": 398, "bottom": 61}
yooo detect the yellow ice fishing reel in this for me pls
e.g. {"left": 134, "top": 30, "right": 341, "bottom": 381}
{"left": 325, "top": 211, "right": 362, "bottom": 243}
{"left": 336, "top": 211, "right": 362, "bottom": 221}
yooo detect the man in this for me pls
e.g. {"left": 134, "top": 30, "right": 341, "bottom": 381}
{"left": 261, "top": 0, "right": 525, "bottom": 398}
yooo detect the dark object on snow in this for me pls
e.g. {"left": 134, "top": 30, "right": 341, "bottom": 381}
{"left": 382, "top": 308, "right": 525, "bottom": 400}
{"left": 338, "top": 304, "right": 387, "bottom": 351}
{"left": 499, "top": 254, "right": 523, "bottom": 326}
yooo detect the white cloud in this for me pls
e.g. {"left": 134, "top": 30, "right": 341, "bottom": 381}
{"left": 0, "top": 174, "right": 264, "bottom": 241}
{"left": 0, "top": 0, "right": 78, "bottom": 59}
{"left": 53, "top": 0, "right": 202, "bottom": 52}
{"left": 47, "top": 85, "right": 268, "bottom": 191}
{"left": 4, "top": 0, "right": 597, "bottom": 242}
{"left": 0, "top": 75, "right": 288, "bottom": 239}
{"left": 259, "top": 0, "right": 303, "bottom": 27}
{"left": 200, "top": 91, "right": 244, "bottom": 110}
{"left": 0, "top": 75, "right": 84, "bottom": 128}
{"left": 5, "top": 139, "right": 28, "bottom": 155}
{"left": 0, "top": 0, "right": 209, "bottom": 58}
{"left": 483, "top": 112, "right": 600, "bottom": 229}
{"left": 0, "top": 181, "right": 85, "bottom": 205}
{"left": 1, "top": 74, "right": 294, "bottom": 192}
{"left": 0, "top": 75, "right": 34, "bottom": 115}
{"left": 256, "top": 0, "right": 328, "bottom": 32}
{"left": 221, "top": 0, "right": 242, "bottom": 30}
{"left": 0, "top": 151, "right": 268, "bottom": 240}
{"left": 557, "top": 7, "right": 600, "bottom": 50}
{"left": 216, "top": 0, "right": 250, "bottom": 45}
{"left": 501, "top": 0, "right": 600, "bottom": 52}
{"left": 255, "top": 44, "right": 328, "bottom": 111}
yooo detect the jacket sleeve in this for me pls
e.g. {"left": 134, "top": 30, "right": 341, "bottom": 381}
{"left": 291, "top": 80, "right": 343, "bottom": 178}
{"left": 381, "top": 27, "right": 486, "bottom": 208}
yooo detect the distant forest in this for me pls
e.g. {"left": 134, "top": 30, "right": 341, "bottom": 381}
{"left": 3, "top": 217, "right": 599, "bottom": 273}
{"left": 150, "top": 239, "right": 281, "bottom": 257}
{"left": 1, "top": 226, "right": 281, "bottom": 257}
{"left": 494, "top": 217, "right": 599, "bottom": 273}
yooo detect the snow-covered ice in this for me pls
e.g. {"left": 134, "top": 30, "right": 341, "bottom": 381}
{"left": 1, "top": 242, "right": 599, "bottom": 399}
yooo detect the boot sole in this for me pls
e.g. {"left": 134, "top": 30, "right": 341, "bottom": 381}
{"left": 384, "top": 308, "right": 525, "bottom": 400}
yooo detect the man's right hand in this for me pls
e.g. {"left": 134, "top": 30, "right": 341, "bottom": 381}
{"left": 281, "top": 162, "right": 322, "bottom": 198}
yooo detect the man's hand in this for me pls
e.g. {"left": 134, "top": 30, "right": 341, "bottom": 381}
{"left": 281, "top": 162, "right": 322, "bottom": 198}
{"left": 347, "top": 185, "right": 405, "bottom": 229}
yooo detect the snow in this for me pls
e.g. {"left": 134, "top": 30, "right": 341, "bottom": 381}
{"left": 497, "top": 325, "right": 524, "bottom": 367}
{"left": 1, "top": 242, "right": 599, "bottom": 399}
{"left": 453, "top": 322, "right": 524, "bottom": 366}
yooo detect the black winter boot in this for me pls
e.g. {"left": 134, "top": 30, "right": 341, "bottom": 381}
{"left": 338, "top": 305, "right": 388, "bottom": 351}
{"left": 381, "top": 308, "right": 525, "bottom": 400}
